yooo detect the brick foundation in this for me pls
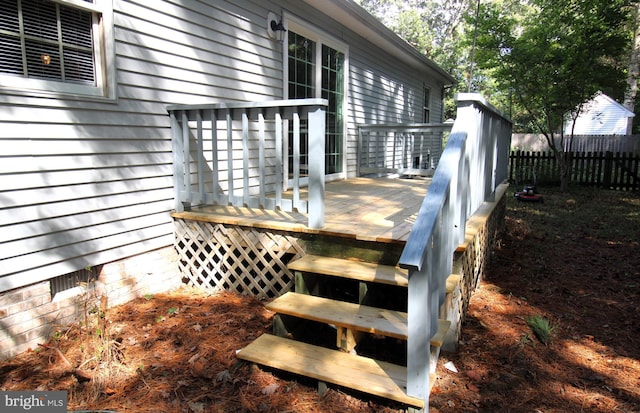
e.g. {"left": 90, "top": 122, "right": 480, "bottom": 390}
{"left": 0, "top": 246, "right": 181, "bottom": 360}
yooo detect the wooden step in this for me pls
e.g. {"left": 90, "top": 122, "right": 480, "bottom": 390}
{"left": 288, "top": 255, "right": 408, "bottom": 287}
{"left": 267, "top": 292, "right": 408, "bottom": 340}
{"left": 431, "top": 319, "right": 451, "bottom": 348}
{"left": 237, "top": 333, "right": 424, "bottom": 408}
{"left": 268, "top": 293, "right": 451, "bottom": 347}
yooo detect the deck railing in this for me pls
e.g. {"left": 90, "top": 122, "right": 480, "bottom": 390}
{"left": 167, "top": 99, "right": 328, "bottom": 228}
{"left": 399, "top": 93, "right": 512, "bottom": 403}
{"left": 357, "top": 123, "right": 451, "bottom": 176}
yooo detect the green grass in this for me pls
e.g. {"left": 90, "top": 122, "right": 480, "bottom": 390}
{"left": 526, "top": 315, "right": 556, "bottom": 345}
{"left": 509, "top": 185, "right": 640, "bottom": 243}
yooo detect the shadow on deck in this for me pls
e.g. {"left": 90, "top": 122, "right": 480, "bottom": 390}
{"left": 172, "top": 177, "right": 431, "bottom": 244}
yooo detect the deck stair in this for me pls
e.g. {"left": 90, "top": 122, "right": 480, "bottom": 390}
{"left": 237, "top": 253, "right": 455, "bottom": 410}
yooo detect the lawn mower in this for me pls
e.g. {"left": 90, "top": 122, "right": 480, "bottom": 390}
{"left": 514, "top": 168, "right": 544, "bottom": 202}
{"left": 514, "top": 184, "right": 544, "bottom": 202}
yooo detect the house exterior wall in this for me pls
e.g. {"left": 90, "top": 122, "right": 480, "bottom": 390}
{"left": 0, "top": 246, "right": 180, "bottom": 360}
{"left": 0, "top": 0, "right": 450, "bottom": 358}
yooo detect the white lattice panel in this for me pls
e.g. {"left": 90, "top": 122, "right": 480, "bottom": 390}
{"left": 174, "top": 219, "right": 304, "bottom": 298}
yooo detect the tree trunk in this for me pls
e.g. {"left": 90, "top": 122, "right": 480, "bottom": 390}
{"left": 624, "top": 3, "right": 640, "bottom": 134}
{"left": 559, "top": 157, "right": 570, "bottom": 192}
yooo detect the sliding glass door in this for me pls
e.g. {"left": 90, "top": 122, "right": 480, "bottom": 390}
{"left": 287, "top": 26, "right": 346, "bottom": 177}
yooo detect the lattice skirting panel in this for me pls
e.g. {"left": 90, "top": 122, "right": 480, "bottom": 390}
{"left": 454, "top": 193, "right": 507, "bottom": 322}
{"left": 174, "top": 219, "right": 305, "bottom": 299}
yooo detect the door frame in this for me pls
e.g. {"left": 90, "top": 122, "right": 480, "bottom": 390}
{"left": 282, "top": 13, "right": 349, "bottom": 184}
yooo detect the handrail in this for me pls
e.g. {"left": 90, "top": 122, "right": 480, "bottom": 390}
{"left": 399, "top": 93, "right": 512, "bottom": 403}
{"left": 167, "top": 99, "right": 328, "bottom": 229}
{"left": 357, "top": 123, "right": 451, "bottom": 177}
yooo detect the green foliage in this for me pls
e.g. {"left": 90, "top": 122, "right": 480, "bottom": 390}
{"left": 473, "top": 0, "right": 631, "bottom": 191}
{"left": 526, "top": 315, "right": 556, "bottom": 345}
{"left": 473, "top": 0, "right": 630, "bottom": 133}
{"left": 356, "top": 0, "right": 478, "bottom": 119}
{"left": 519, "top": 332, "right": 534, "bottom": 348}
{"left": 357, "top": 0, "right": 635, "bottom": 138}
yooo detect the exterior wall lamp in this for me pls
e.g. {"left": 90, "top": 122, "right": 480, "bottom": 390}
{"left": 267, "top": 12, "right": 286, "bottom": 41}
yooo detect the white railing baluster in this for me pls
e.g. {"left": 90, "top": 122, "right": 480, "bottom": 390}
{"left": 210, "top": 109, "right": 219, "bottom": 205}
{"left": 275, "top": 111, "right": 283, "bottom": 210}
{"left": 242, "top": 110, "right": 250, "bottom": 206}
{"left": 226, "top": 110, "right": 234, "bottom": 206}
{"left": 258, "top": 110, "right": 266, "bottom": 208}
{"left": 167, "top": 99, "right": 327, "bottom": 228}
{"left": 292, "top": 111, "right": 301, "bottom": 212}
{"left": 196, "top": 110, "right": 205, "bottom": 203}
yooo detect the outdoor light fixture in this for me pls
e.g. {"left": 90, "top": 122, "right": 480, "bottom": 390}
{"left": 267, "top": 12, "right": 286, "bottom": 41}
{"left": 40, "top": 53, "right": 51, "bottom": 65}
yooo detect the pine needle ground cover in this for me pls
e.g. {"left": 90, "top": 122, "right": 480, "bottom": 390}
{"left": 1, "top": 185, "right": 639, "bottom": 412}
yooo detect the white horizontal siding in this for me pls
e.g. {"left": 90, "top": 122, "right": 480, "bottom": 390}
{"left": 566, "top": 93, "right": 634, "bottom": 135}
{"left": 1, "top": 153, "right": 171, "bottom": 174}
{"left": 0, "top": 0, "right": 284, "bottom": 292}
{"left": 0, "top": 0, "right": 450, "bottom": 293}
{"left": 2, "top": 164, "right": 173, "bottom": 192}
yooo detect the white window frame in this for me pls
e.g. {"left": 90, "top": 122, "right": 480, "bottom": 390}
{"left": 282, "top": 13, "right": 349, "bottom": 182}
{"left": 423, "top": 85, "right": 431, "bottom": 123}
{"left": 0, "top": 0, "right": 115, "bottom": 100}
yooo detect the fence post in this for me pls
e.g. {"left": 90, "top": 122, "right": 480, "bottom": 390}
{"left": 603, "top": 151, "right": 613, "bottom": 189}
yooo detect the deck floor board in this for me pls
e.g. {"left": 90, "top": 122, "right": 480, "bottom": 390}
{"left": 172, "top": 177, "right": 431, "bottom": 243}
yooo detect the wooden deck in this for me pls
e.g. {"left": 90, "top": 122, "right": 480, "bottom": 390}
{"left": 171, "top": 177, "right": 431, "bottom": 244}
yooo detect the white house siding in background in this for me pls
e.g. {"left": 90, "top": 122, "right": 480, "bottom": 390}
{"left": 0, "top": 0, "right": 452, "bottom": 294}
{"left": 565, "top": 92, "right": 635, "bottom": 135}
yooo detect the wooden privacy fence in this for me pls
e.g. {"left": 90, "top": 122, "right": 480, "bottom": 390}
{"left": 357, "top": 123, "right": 451, "bottom": 176}
{"left": 510, "top": 150, "right": 640, "bottom": 190}
{"left": 167, "top": 99, "right": 328, "bottom": 228}
{"left": 511, "top": 134, "right": 640, "bottom": 153}
{"left": 399, "top": 93, "right": 512, "bottom": 403}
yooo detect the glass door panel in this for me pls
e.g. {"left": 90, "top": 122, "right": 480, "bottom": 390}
{"left": 287, "top": 30, "right": 344, "bottom": 177}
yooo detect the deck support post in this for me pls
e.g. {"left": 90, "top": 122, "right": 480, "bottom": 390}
{"left": 406, "top": 265, "right": 431, "bottom": 406}
{"left": 308, "top": 107, "right": 325, "bottom": 229}
{"left": 318, "top": 380, "right": 329, "bottom": 396}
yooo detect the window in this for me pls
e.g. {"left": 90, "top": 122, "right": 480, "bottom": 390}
{"left": 423, "top": 86, "right": 431, "bottom": 123}
{"left": 0, "top": 0, "right": 113, "bottom": 98}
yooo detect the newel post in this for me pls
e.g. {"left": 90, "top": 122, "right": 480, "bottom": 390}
{"left": 170, "top": 110, "right": 186, "bottom": 212}
{"left": 307, "top": 106, "right": 326, "bottom": 229}
{"left": 406, "top": 263, "right": 432, "bottom": 405}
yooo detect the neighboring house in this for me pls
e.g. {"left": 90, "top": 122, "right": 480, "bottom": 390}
{"left": 565, "top": 92, "right": 635, "bottom": 135}
{"left": 0, "top": 0, "right": 454, "bottom": 359}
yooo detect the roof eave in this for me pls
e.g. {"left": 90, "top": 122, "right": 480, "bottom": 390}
{"left": 302, "top": 0, "right": 456, "bottom": 85}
